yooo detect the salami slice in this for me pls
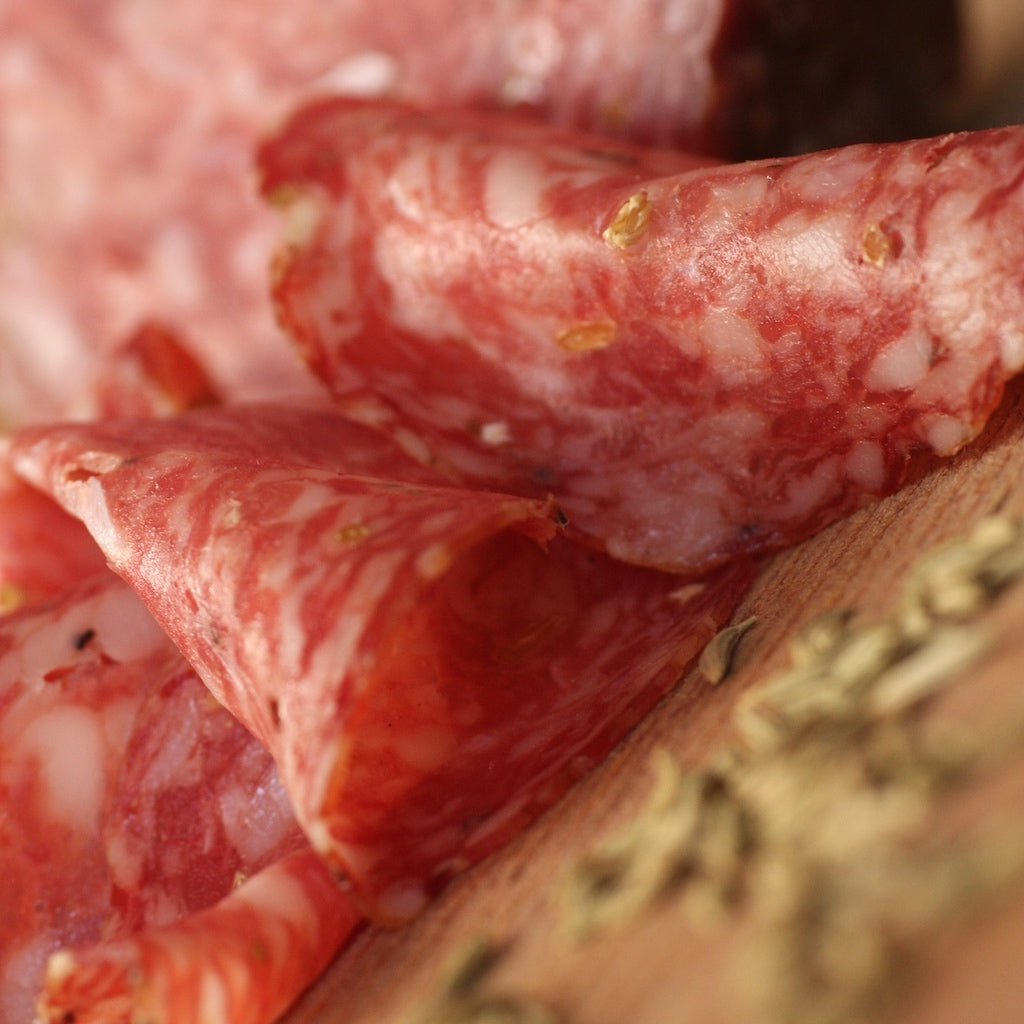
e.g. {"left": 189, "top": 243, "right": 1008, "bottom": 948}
{"left": 261, "top": 101, "right": 1024, "bottom": 573}
{"left": 0, "top": 0, "right": 960, "bottom": 428}
{"left": 12, "top": 404, "right": 755, "bottom": 921}
{"left": 0, "top": 571, "right": 355, "bottom": 1024}
{"left": 0, "top": 575, "right": 168, "bottom": 1023}
{"left": 36, "top": 847, "right": 360, "bottom": 1024}
{"left": 100, "top": 638, "right": 306, "bottom": 933}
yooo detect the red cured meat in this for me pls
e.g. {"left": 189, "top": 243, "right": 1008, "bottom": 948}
{"left": 73, "top": 321, "right": 223, "bottom": 421}
{"left": 101, "top": 652, "right": 305, "bottom": 933}
{"left": 0, "top": 453, "right": 106, "bottom": 613}
{"left": 12, "top": 404, "right": 755, "bottom": 922}
{"left": 0, "top": 571, "right": 351, "bottom": 1024}
{"left": 36, "top": 848, "right": 360, "bottom": 1024}
{"left": 13, "top": 402, "right": 444, "bottom": 490}
{"left": 0, "top": 576, "right": 166, "bottom": 1023}
{"left": 0, "top": 0, "right": 335, "bottom": 426}
{"left": 0, "top": 0, "right": 960, "bottom": 428}
{"left": 261, "top": 101, "right": 1024, "bottom": 573}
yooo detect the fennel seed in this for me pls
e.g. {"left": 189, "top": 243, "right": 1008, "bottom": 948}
{"left": 699, "top": 615, "right": 757, "bottom": 684}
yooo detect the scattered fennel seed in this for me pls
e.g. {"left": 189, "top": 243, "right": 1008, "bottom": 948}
{"left": 563, "top": 517, "right": 1024, "bottom": 1024}
{"left": 788, "top": 608, "right": 855, "bottom": 668}
{"left": 443, "top": 940, "right": 509, "bottom": 1000}
{"left": 563, "top": 751, "right": 723, "bottom": 937}
{"left": 602, "top": 191, "right": 651, "bottom": 248}
{"left": 900, "top": 514, "right": 1024, "bottom": 635}
{"left": 699, "top": 615, "right": 757, "bottom": 684}
{"left": 412, "top": 940, "right": 562, "bottom": 1024}
{"left": 867, "top": 624, "right": 991, "bottom": 717}
{"left": 824, "top": 621, "right": 908, "bottom": 694}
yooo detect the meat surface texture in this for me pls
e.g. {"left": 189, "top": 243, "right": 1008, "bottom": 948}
{"left": 12, "top": 403, "right": 754, "bottom": 921}
{"left": 0, "top": 0, "right": 335, "bottom": 426}
{"left": 0, "top": 453, "right": 107, "bottom": 611}
{"left": 262, "top": 101, "right": 1024, "bottom": 573}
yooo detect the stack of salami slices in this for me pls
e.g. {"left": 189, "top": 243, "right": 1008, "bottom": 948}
{"left": 3, "top": 3, "right": 1024, "bottom": 1024}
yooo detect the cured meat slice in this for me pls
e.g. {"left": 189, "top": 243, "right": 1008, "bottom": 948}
{"left": 0, "top": 0, "right": 960, "bottom": 428}
{"left": 36, "top": 847, "right": 360, "bottom": 1024}
{"left": 0, "top": 575, "right": 170, "bottom": 1023}
{"left": 261, "top": 101, "right": 1024, "bottom": 573}
{"left": 13, "top": 402, "right": 444, "bottom": 489}
{"left": 0, "top": 0, "right": 333, "bottom": 426}
{"left": 0, "top": 0, "right": 695, "bottom": 430}
{"left": 0, "top": 571, "right": 354, "bottom": 1024}
{"left": 12, "top": 404, "right": 755, "bottom": 922}
{"left": 100, "top": 641, "right": 306, "bottom": 933}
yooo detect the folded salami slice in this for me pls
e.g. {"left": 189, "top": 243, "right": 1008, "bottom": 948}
{"left": 12, "top": 403, "right": 754, "bottom": 921}
{"left": 0, "top": 571, "right": 355, "bottom": 1024}
{"left": 262, "top": 101, "right": 1024, "bottom": 572}
{"left": 0, "top": 0, "right": 960, "bottom": 428}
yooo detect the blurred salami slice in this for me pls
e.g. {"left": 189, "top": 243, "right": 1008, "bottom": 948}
{"left": 12, "top": 404, "right": 754, "bottom": 921}
{"left": 262, "top": 101, "right": 1024, "bottom": 573}
{"left": 0, "top": 572, "right": 355, "bottom": 1024}
{"left": 0, "top": 0, "right": 333, "bottom": 426}
{"left": 289, "top": 0, "right": 961, "bottom": 156}
{"left": 75, "top": 321, "right": 224, "bottom": 421}
{"left": 0, "top": 453, "right": 106, "bottom": 613}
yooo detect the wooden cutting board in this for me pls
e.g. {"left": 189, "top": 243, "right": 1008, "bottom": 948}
{"left": 280, "top": 379, "right": 1024, "bottom": 1024}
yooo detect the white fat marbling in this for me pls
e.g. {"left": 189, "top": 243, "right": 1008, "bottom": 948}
{"left": 483, "top": 148, "right": 547, "bottom": 229}
{"left": 312, "top": 51, "right": 399, "bottom": 98}
{"left": 845, "top": 439, "right": 887, "bottom": 492}
{"left": 16, "top": 704, "right": 105, "bottom": 830}
{"left": 865, "top": 327, "right": 934, "bottom": 392}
